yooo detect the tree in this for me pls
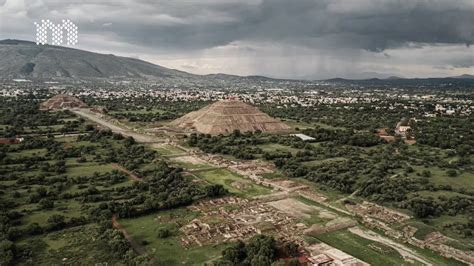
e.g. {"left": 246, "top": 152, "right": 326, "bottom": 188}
{"left": 447, "top": 169, "right": 458, "bottom": 177}
{"left": 0, "top": 240, "right": 15, "bottom": 266}
{"left": 282, "top": 242, "right": 299, "bottom": 257}
{"left": 206, "top": 184, "right": 227, "bottom": 197}
{"left": 421, "top": 170, "right": 432, "bottom": 178}
{"left": 39, "top": 198, "right": 54, "bottom": 209}
{"left": 222, "top": 241, "right": 246, "bottom": 263}
{"left": 157, "top": 228, "right": 171, "bottom": 238}
{"left": 288, "top": 258, "right": 300, "bottom": 266}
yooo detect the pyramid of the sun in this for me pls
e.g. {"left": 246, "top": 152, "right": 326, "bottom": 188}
{"left": 170, "top": 100, "right": 291, "bottom": 135}
{"left": 40, "top": 94, "right": 88, "bottom": 110}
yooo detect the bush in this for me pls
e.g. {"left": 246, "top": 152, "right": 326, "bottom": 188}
{"left": 157, "top": 228, "right": 171, "bottom": 238}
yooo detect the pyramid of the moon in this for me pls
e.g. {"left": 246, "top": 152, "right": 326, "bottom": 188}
{"left": 40, "top": 94, "right": 88, "bottom": 110}
{"left": 170, "top": 100, "right": 291, "bottom": 135}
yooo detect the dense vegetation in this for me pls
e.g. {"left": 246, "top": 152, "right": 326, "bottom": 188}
{"left": 187, "top": 113, "right": 474, "bottom": 239}
{"left": 0, "top": 98, "right": 93, "bottom": 137}
{"left": 215, "top": 235, "right": 278, "bottom": 266}
{"left": 0, "top": 101, "right": 225, "bottom": 265}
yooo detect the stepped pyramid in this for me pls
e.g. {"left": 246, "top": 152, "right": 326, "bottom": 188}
{"left": 170, "top": 100, "right": 291, "bottom": 135}
{"left": 40, "top": 94, "right": 87, "bottom": 110}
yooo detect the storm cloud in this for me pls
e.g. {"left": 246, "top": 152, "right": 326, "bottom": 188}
{"left": 1, "top": 0, "right": 473, "bottom": 79}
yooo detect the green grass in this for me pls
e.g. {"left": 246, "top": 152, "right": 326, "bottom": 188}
{"left": 302, "top": 157, "right": 348, "bottom": 167}
{"left": 21, "top": 200, "right": 84, "bottom": 225}
{"left": 294, "top": 178, "right": 347, "bottom": 202}
{"left": 261, "top": 171, "right": 285, "bottom": 179}
{"left": 7, "top": 148, "right": 47, "bottom": 158}
{"left": 258, "top": 143, "right": 302, "bottom": 154}
{"left": 406, "top": 164, "right": 474, "bottom": 192}
{"left": 15, "top": 224, "right": 123, "bottom": 265}
{"left": 416, "top": 166, "right": 474, "bottom": 191}
{"left": 66, "top": 163, "right": 115, "bottom": 177}
{"left": 314, "top": 229, "right": 421, "bottom": 266}
{"left": 110, "top": 108, "right": 167, "bottom": 115}
{"left": 404, "top": 221, "right": 437, "bottom": 240}
{"left": 120, "top": 208, "right": 232, "bottom": 265}
{"left": 171, "top": 161, "right": 212, "bottom": 170}
{"left": 283, "top": 120, "right": 345, "bottom": 130}
{"left": 196, "top": 169, "right": 272, "bottom": 198}
{"left": 152, "top": 144, "right": 185, "bottom": 155}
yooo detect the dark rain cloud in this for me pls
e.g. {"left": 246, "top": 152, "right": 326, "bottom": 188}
{"left": 1, "top": 0, "right": 473, "bottom": 78}
{"left": 72, "top": 0, "right": 474, "bottom": 52}
{"left": 2, "top": 0, "right": 474, "bottom": 51}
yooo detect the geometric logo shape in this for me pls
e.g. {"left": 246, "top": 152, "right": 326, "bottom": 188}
{"left": 34, "top": 19, "right": 78, "bottom": 46}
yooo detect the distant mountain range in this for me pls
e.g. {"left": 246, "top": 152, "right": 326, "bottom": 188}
{"left": 1, "top": 39, "right": 473, "bottom": 83}
{"left": 0, "top": 39, "right": 195, "bottom": 80}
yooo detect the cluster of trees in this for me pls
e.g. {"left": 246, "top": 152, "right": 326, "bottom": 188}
{"left": 94, "top": 161, "right": 226, "bottom": 219}
{"left": 216, "top": 235, "right": 278, "bottom": 266}
{"left": 188, "top": 131, "right": 265, "bottom": 159}
{"left": 414, "top": 116, "right": 473, "bottom": 154}
{"left": 0, "top": 120, "right": 229, "bottom": 264}
{"left": 111, "top": 111, "right": 179, "bottom": 122}
{"left": 402, "top": 196, "right": 473, "bottom": 219}
{"left": 85, "top": 96, "right": 209, "bottom": 118}
{"left": 0, "top": 98, "right": 83, "bottom": 137}
{"left": 442, "top": 218, "right": 474, "bottom": 238}
{"left": 185, "top": 124, "right": 474, "bottom": 231}
{"left": 301, "top": 127, "right": 382, "bottom": 147}
{"left": 262, "top": 101, "right": 418, "bottom": 131}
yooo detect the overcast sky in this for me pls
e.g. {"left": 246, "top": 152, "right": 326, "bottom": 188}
{"left": 1, "top": 0, "right": 473, "bottom": 79}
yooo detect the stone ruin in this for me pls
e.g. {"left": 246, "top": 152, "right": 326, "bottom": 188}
{"left": 170, "top": 99, "right": 291, "bottom": 135}
{"left": 40, "top": 94, "right": 87, "bottom": 110}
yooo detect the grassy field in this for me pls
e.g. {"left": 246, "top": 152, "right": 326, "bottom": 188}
{"left": 171, "top": 160, "right": 213, "bottom": 170}
{"left": 426, "top": 167, "right": 474, "bottom": 191}
{"left": 66, "top": 162, "right": 116, "bottom": 176}
{"left": 196, "top": 168, "right": 272, "bottom": 198}
{"left": 258, "top": 143, "right": 302, "bottom": 155}
{"left": 151, "top": 144, "right": 186, "bottom": 155}
{"left": 120, "top": 208, "right": 232, "bottom": 265}
{"left": 109, "top": 108, "right": 168, "bottom": 115}
{"left": 312, "top": 229, "right": 412, "bottom": 265}
{"left": 302, "top": 157, "right": 348, "bottom": 167}
{"left": 15, "top": 224, "right": 122, "bottom": 265}
{"left": 7, "top": 148, "right": 48, "bottom": 158}
{"left": 284, "top": 120, "right": 345, "bottom": 130}
{"left": 294, "top": 178, "right": 348, "bottom": 202}
{"left": 313, "top": 229, "right": 464, "bottom": 266}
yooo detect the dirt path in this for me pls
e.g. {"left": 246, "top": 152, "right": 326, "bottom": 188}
{"left": 71, "top": 108, "right": 162, "bottom": 143}
{"left": 349, "top": 226, "right": 433, "bottom": 266}
{"left": 112, "top": 163, "right": 141, "bottom": 181}
{"left": 336, "top": 188, "right": 360, "bottom": 203}
{"left": 112, "top": 215, "right": 148, "bottom": 256}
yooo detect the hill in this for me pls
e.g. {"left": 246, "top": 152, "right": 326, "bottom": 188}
{"left": 1, "top": 39, "right": 472, "bottom": 83}
{"left": 450, "top": 74, "right": 474, "bottom": 79}
{"left": 0, "top": 39, "right": 195, "bottom": 80}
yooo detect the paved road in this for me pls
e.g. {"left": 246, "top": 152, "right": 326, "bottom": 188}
{"left": 349, "top": 226, "right": 433, "bottom": 266}
{"left": 71, "top": 108, "right": 162, "bottom": 143}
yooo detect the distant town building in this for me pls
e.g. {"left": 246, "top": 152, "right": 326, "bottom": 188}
{"left": 291, "top": 133, "right": 315, "bottom": 141}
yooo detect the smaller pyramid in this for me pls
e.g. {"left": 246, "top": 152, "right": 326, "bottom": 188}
{"left": 40, "top": 94, "right": 87, "bottom": 110}
{"left": 170, "top": 100, "right": 291, "bottom": 135}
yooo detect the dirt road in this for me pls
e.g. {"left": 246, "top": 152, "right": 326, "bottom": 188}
{"left": 112, "top": 163, "right": 141, "bottom": 181}
{"left": 71, "top": 108, "right": 161, "bottom": 143}
{"left": 112, "top": 215, "right": 148, "bottom": 256}
{"left": 349, "top": 226, "right": 433, "bottom": 266}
